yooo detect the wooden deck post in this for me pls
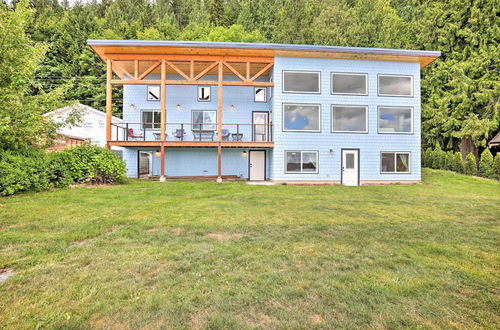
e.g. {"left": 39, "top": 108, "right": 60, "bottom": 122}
{"left": 105, "top": 59, "right": 112, "bottom": 149}
{"left": 159, "top": 60, "right": 167, "bottom": 182}
{"left": 160, "top": 143, "right": 166, "bottom": 182}
{"left": 216, "top": 61, "right": 223, "bottom": 183}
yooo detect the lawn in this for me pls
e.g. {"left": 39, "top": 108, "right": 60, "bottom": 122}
{"left": 0, "top": 169, "right": 499, "bottom": 329}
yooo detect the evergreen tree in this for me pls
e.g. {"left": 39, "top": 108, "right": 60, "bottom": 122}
{"left": 493, "top": 153, "right": 500, "bottom": 180}
{"left": 464, "top": 153, "right": 478, "bottom": 176}
{"left": 452, "top": 152, "right": 465, "bottom": 173}
{"left": 478, "top": 149, "right": 495, "bottom": 179}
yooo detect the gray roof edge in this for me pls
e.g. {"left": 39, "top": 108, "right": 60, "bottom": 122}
{"left": 87, "top": 39, "right": 441, "bottom": 57}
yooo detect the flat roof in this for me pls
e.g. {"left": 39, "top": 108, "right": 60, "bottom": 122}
{"left": 88, "top": 39, "right": 440, "bottom": 68}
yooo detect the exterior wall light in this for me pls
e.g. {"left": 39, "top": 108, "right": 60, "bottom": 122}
{"left": 229, "top": 105, "right": 236, "bottom": 111}
{"left": 130, "top": 104, "right": 137, "bottom": 111}
{"left": 154, "top": 150, "right": 161, "bottom": 157}
{"left": 176, "top": 104, "right": 183, "bottom": 111}
{"left": 242, "top": 150, "right": 248, "bottom": 157}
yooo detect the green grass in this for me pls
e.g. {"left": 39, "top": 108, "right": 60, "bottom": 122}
{"left": 0, "top": 169, "right": 499, "bottom": 329}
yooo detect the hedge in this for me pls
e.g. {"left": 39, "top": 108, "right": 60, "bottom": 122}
{"left": 422, "top": 146, "right": 498, "bottom": 179}
{"left": 0, "top": 145, "right": 126, "bottom": 196}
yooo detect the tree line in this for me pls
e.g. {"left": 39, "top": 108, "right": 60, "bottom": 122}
{"left": 0, "top": 0, "right": 498, "bottom": 157}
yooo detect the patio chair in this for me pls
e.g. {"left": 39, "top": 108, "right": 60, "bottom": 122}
{"left": 221, "top": 129, "right": 230, "bottom": 141}
{"left": 127, "top": 128, "right": 143, "bottom": 140}
{"left": 174, "top": 129, "right": 185, "bottom": 141}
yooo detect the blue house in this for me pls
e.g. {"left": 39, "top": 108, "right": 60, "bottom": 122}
{"left": 88, "top": 40, "right": 440, "bottom": 185}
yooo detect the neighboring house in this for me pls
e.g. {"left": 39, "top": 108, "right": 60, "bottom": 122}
{"left": 46, "top": 134, "right": 89, "bottom": 152}
{"left": 488, "top": 131, "right": 500, "bottom": 149}
{"left": 45, "top": 103, "right": 123, "bottom": 148}
{"left": 87, "top": 40, "right": 440, "bottom": 185}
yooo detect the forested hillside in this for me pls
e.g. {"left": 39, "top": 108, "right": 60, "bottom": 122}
{"left": 2, "top": 0, "right": 499, "bottom": 155}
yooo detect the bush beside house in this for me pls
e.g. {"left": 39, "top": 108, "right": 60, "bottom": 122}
{"left": 422, "top": 146, "right": 499, "bottom": 180}
{"left": 0, "top": 145, "right": 126, "bottom": 196}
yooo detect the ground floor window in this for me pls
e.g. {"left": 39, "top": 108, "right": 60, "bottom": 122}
{"left": 285, "top": 151, "right": 318, "bottom": 173}
{"left": 381, "top": 152, "right": 410, "bottom": 173}
{"left": 192, "top": 110, "right": 216, "bottom": 131}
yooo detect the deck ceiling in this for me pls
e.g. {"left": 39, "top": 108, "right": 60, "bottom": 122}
{"left": 89, "top": 41, "right": 441, "bottom": 69}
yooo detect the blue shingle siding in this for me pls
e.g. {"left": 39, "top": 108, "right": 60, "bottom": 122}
{"left": 272, "top": 57, "right": 421, "bottom": 182}
{"left": 121, "top": 58, "right": 422, "bottom": 182}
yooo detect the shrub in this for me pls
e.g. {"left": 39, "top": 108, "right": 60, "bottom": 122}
{"left": 464, "top": 153, "right": 478, "bottom": 176}
{"left": 431, "top": 144, "right": 446, "bottom": 169}
{"left": 445, "top": 151, "right": 455, "bottom": 171}
{"left": 0, "top": 145, "right": 126, "bottom": 196}
{"left": 494, "top": 154, "right": 500, "bottom": 180}
{"left": 0, "top": 149, "right": 50, "bottom": 196}
{"left": 452, "top": 152, "right": 465, "bottom": 173}
{"left": 61, "top": 145, "right": 126, "bottom": 184}
{"left": 478, "top": 149, "right": 495, "bottom": 179}
{"left": 422, "top": 148, "right": 433, "bottom": 168}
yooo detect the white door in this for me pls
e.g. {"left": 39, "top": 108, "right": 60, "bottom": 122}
{"left": 252, "top": 112, "right": 269, "bottom": 142}
{"left": 249, "top": 151, "right": 266, "bottom": 181}
{"left": 341, "top": 149, "right": 359, "bottom": 186}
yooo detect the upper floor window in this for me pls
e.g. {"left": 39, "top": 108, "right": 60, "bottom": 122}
{"left": 283, "top": 103, "right": 321, "bottom": 132}
{"left": 198, "top": 86, "right": 211, "bottom": 102}
{"left": 282, "top": 71, "right": 320, "bottom": 93}
{"left": 378, "top": 74, "right": 413, "bottom": 97}
{"left": 142, "top": 110, "right": 161, "bottom": 129}
{"left": 254, "top": 87, "right": 267, "bottom": 102}
{"left": 381, "top": 152, "right": 410, "bottom": 173}
{"left": 285, "top": 151, "right": 319, "bottom": 174}
{"left": 378, "top": 106, "right": 413, "bottom": 134}
{"left": 192, "top": 110, "right": 216, "bottom": 131}
{"left": 331, "top": 105, "right": 368, "bottom": 133}
{"left": 147, "top": 85, "right": 160, "bottom": 101}
{"left": 331, "top": 73, "right": 367, "bottom": 95}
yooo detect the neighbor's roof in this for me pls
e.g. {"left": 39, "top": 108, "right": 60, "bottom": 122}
{"left": 44, "top": 103, "right": 123, "bottom": 122}
{"left": 87, "top": 40, "right": 440, "bottom": 68}
{"left": 488, "top": 131, "right": 500, "bottom": 148}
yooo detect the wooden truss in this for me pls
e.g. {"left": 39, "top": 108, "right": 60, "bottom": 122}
{"left": 105, "top": 55, "right": 274, "bottom": 181}
{"left": 107, "top": 56, "right": 274, "bottom": 87}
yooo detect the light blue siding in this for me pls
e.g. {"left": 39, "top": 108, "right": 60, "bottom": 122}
{"left": 271, "top": 57, "right": 421, "bottom": 182}
{"left": 121, "top": 58, "right": 422, "bottom": 183}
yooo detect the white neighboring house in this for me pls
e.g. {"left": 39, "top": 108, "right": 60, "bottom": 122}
{"left": 45, "top": 103, "right": 123, "bottom": 148}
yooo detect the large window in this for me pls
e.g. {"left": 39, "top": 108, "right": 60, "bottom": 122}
{"left": 378, "top": 107, "right": 413, "bottom": 133}
{"left": 283, "top": 104, "right": 321, "bottom": 132}
{"left": 192, "top": 110, "right": 216, "bottom": 131}
{"left": 282, "top": 71, "right": 320, "bottom": 93}
{"left": 285, "top": 151, "right": 318, "bottom": 173}
{"left": 378, "top": 74, "right": 413, "bottom": 96}
{"left": 332, "top": 105, "right": 368, "bottom": 133}
{"left": 331, "top": 73, "right": 367, "bottom": 95}
{"left": 142, "top": 110, "right": 161, "bottom": 129}
{"left": 381, "top": 152, "right": 410, "bottom": 173}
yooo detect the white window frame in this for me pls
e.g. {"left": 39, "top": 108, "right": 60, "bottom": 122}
{"left": 331, "top": 105, "right": 368, "bottom": 133}
{"left": 141, "top": 110, "right": 161, "bottom": 130}
{"left": 254, "top": 87, "right": 267, "bottom": 103}
{"left": 282, "top": 103, "right": 321, "bottom": 132}
{"left": 285, "top": 150, "right": 319, "bottom": 174}
{"left": 282, "top": 70, "right": 321, "bottom": 94}
{"left": 197, "top": 86, "right": 211, "bottom": 102}
{"left": 377, "top": 74, "right": 414, "bottom": 97}
{"left": 378, "top": 106, "right": 414, "bottom": 134}
{"left": 191, "top": 110, "right": 216, "bottom": 131}
{"left": 380, "top": 152, "right": 411, "bottom": 174}
{"left": 331, "top": 72, "right": 368, "bottom": 95}
{"left": 147, "top": 85, "right": 161, "bottom": 101}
